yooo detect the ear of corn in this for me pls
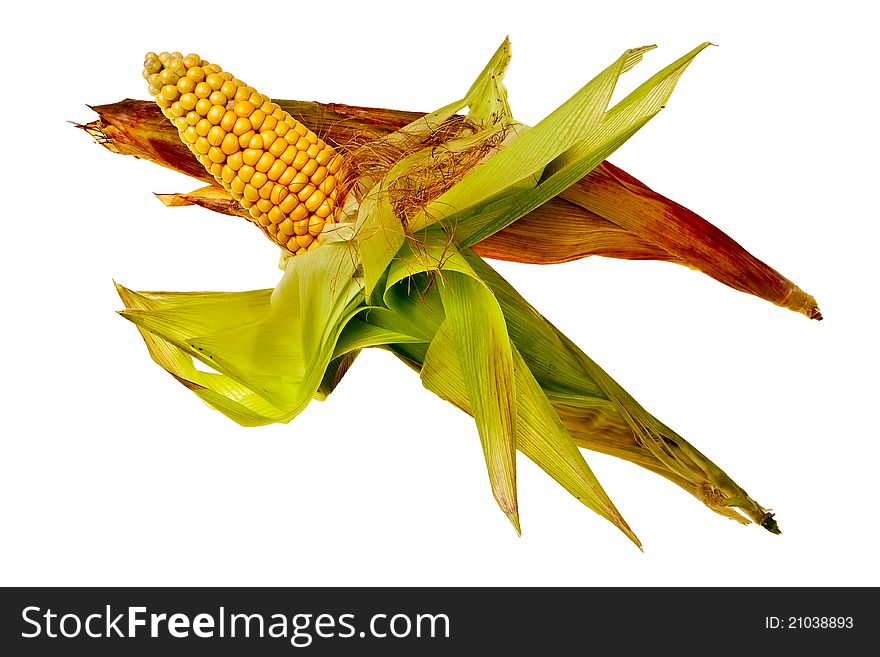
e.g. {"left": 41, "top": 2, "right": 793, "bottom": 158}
{"left": 100, "top": 41, "right": 791, "bottom": 540}
{"left": 143, "top": 51, "right": 343, "bottom": 255}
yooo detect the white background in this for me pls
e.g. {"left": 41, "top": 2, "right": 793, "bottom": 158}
{"left": 2, "top": 1, "right": 877, "bottom": 586}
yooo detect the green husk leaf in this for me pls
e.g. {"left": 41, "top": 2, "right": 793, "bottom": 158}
{"left": 115, "top": 285, "right": 290, "bottom": 426}
{"left": 463, "top": 38, "right": 513, "bottom": 126}
{"left": 410, "top": 45, "right": 655, "bottom": 231}
{"left": 377, "top": 38, "right": 512, "bottom": 148}
{"left": 424, "top": 248, "right": 519, "bottom": 532}
{"left": 463, "top": 251, "right": 777, "bottom": 530}
{"left": 421, "top": 322, "right": 639, "bottom": 546}
{"left": 118, "top": 242, "right": 365, "bottom": 425}
{"left": 436, "top": 43, "right": 711, "bottom": 246}
{"left": 353, "top": 179, "right": 405, "bottom": 301}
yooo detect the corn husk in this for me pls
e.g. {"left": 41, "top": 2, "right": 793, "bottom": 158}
{"left": 108, "top": 41, "right": 784, "bottom": 542}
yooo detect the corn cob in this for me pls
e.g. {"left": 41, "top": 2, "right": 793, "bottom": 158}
{"left": 142, "top": 51, "right": 343, "bottom": 254}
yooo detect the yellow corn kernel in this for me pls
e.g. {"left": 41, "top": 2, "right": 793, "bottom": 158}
{"left": 177, "top": 77, "right": 196, "bottom": 94}
{"left": 207, "top": 125, "right": 225, "bottom": 147}
{"left": 187, "top": 67, "right": 206, "bottom": 84}
{"left": 227, "top": 151, "right": 243, "bottom": 171}
{"left": 242, "top": 149, "right": 261, "bottom": 167}
{"left": 195, "top": 98, "right": 212, "bottom": 116}
{"left": 195, "top": 119, "right": 211, "bottom": 137}
{"left": 304, "top": 189, "right": 324, "bottom": 212}
{"left": 160, "top": 85, "right": 179, "bottom": 101}
{"left": 270, "top": 185, "right": 288, "bottom": 205}
{"left": 238, "top": 165, "right": 255, "bottom": 183}
{"left": 277, "top": 217, "right": 295, "bottom": 235}
{"left": 220, "top": 80, "right": 237, "bottom": 97}
{"left": 268, "top": 138, "right": 287, "bottom": 158}
{"left": 159, "top": 70, "right": 179, "bottom": 87}
{"left": 237, "top": 130, "right": 256, "bottom": 149}
{"left": 314, "top": 201, "right": 332, "bottom": 219}
{"left": 309, "top": 166, "right": 327, "bottom": 186}
{"left": 259, "top": 130, "right": 276, "bottom": 149}
{"left": 179, "top": 93, "right": 198, "bottom": 111}
{"left": 289, "top": 203, "right": 309, "bottom": 223}
{"left": 207, "top": 105, "right": 226, "bottom": 126}
{"left": 277, "top": 167, "right": 296, "bottom": 187}
{"left": 316, "top": 147, "right": 335, "bottom": 166}
{"left": 292, "top": 150, "right": 310, "bottom": 170}
{"left": 259, "top": 181, "right": 275, "bottom": 200}
{"left": 279, "top": 194, "right": 298, "bottom": 215}
{"left": 221, "top": 133, "right": 240, "bottom": 156}
{"left": 288, "top": 171, "right": 310, "bottom": 194}
{"left": 255, "top": 152, "right": 275, "bottom": 173}
{"left": 267, "top": 159, "right": 287, "bottom": 182}
{"left": 294, "top": 219, "right": 309, "bottom": 236}
{"left": 233, "top": 100, "right": 255, "bottom": 117}
{"left": 220, "top": 111, "right": 237, "bottom": 133}
{"left": 232, "top": 117, "right": 251, "bottom": 136}
{"left": 318, "top": 175, "right": 336, "bottom": 195}
{"left": 280, "top": 145, "right": 298, "bottom": 165}
{"left": 249, "top": 109, "right": 266, "bottom": 131}
{"left": 194, "top": 81, "right": 211, "bottom": 98}
{"left": 251, "top": 171, "right": 268, "bottom": 189}
{"left": 243, "top": 183, "right": 259, "bottom": 202}
{"left": 309, "top": 215, "right": 325, "bottom": 235}
{"left": 205, "top": 73, "right": 224, "bottom": 90}
{"left": 297, "top": 184, "right": 316, "bottom": 203}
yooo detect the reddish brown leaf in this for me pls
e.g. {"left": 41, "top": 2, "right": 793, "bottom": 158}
{"left": 561, "top": 161, "right": 821, "bottom": 319}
